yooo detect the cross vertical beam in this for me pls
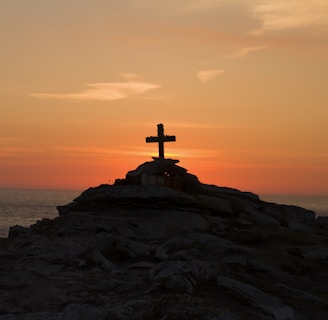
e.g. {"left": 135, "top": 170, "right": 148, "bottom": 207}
{"left": 157, "top": 123, "right": 165, "bottom": 159}
{"left": 146, "top": 124, "right": 176, "bottom": 159}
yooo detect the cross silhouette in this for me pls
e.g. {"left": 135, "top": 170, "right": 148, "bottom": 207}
{"left": 146, "top": 124, "right": 176, "bottom": 159}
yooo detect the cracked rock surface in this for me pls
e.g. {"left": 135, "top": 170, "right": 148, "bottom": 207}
{"left": 1, "top": 182, "right": 328, "bottom": 320}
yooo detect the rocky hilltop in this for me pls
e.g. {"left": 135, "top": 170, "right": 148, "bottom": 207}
{"left": 1, "top": 160, "right": 328, "bottom": 320}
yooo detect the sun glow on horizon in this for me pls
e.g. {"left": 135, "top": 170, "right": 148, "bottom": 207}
{"left": 0, "top": 0, "right": 327, "bottom": 194}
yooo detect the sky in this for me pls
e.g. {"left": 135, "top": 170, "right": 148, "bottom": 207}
{"left": 1, "top": 0, "right": 328, "bottom": 195}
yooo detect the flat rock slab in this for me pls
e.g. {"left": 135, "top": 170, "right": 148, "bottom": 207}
{"left": 217, "top": 276, "right": 294, "bottom": 320}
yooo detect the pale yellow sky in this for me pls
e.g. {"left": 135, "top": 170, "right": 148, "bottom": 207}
{"left": 1, "top": 0, "right": 327, "bottom": 194}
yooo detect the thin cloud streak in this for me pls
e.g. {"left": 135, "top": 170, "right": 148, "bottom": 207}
{"left": 225, "top": 46, "right": 269, "bottom": 59}
{"left": 0, "top": 146, "right": 29, "bottom": 158}
{"left": 52, "top": 146, "right": 153, "bottom": 158}
{"left": 31, "top": 81, "right": 161, "bottom": 101}
{"left": 169, "top": 122, "right": 249, "bottom": 130}
{"left": 51, "top": 145, "right": 221, "bottom": 160}
{"left": 15, "top": 145, "right": 327, "bottom": 165}
{"left": 197, "top": 69, "right": 225, "bottom": 83}
{"left": 251, "top": 1, "right": 328, "bottom": 34}
{"left": 0, "top": 138, "right": 25, "bottom": 158}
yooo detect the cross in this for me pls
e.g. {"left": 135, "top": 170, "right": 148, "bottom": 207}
{"left": 146, "top": 123, "right": 176, "bottom": 159}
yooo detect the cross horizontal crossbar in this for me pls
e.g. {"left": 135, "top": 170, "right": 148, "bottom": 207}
{"left": 146, "top": 135, "right": 176, "bottom": 143}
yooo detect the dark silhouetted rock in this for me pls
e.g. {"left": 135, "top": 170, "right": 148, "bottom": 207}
{"left": 1, "top": 164, "right": 328, "bottom": 320}
{"left": 316, "top": 216, "right": 328, "bottom": 235}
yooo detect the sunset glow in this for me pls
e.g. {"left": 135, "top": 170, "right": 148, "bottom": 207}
{"left": 1, "top": 1, "right": 327, "bottom": 195}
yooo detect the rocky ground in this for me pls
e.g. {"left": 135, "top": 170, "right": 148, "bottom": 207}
{"left": 1, "top": 180, "right": 328, "bottom": 319}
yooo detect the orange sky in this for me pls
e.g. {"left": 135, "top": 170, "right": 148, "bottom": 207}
{"left": 1, "top": 0, "right": 328, "bottom": 195}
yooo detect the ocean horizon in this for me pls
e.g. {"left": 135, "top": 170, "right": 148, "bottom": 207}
{"left": 0, "top": 188, "right": 327, "bottom": 238}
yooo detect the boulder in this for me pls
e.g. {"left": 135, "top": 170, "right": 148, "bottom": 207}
{"left": 316, "top": 216, "right": 328, "bottom": 235}
{"left": 243, "top": 204, "right": 280, "bottom": 227}
{"left": 198, "top": 195, "right": 234, "bottom": 214}
{"left": 155, "top": 233, "right": 238, "bottom": 260}
{"left": 263, "top": 204, "right": 315, "bottom": 232}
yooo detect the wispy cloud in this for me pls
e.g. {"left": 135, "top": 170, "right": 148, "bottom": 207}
{"left": 251, "top": 1, "right": 328, "bottom": 34}
{"left": 169, "top": 122, "right": 250, "bottom": 130}
{"left": 225, "top": 46, "right": 269, "bottom": 59}
{"left": 31, "top": 78, "right": 161, "bottom": 101}
{"left": 197, "top": 69, "right": 225, "bottom": 83}
{"left": 170, "top": 122, "right": 223, "bottom": 129}
{"left": 51, "top": 144, "right": 223, "bottom": 161}
{"left": 0, "top": 146, "right": 28, "bottom": 158}
{"left": 51, "top": 146, "right": 161, "bottom": 160}
{"left": 0, "top": 138, "right": 24, "bottom": 157}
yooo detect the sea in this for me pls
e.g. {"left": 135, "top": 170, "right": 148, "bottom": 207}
{"left": 0, "top": 189, "right": 81, "bottom": 238}
{"left": 0, "top": 188, "right": 327, "bottom": 238}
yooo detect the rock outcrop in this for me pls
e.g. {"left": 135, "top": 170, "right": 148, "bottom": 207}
{"left": 122, "top": 158, "right": 201, "bottom": 193}
{"left": 1, "top": 160, "right": 328, "bottom": 320}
